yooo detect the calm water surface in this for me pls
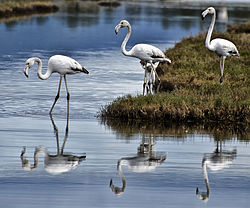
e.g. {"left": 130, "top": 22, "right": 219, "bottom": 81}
{"left": 0, "top": 1, "right": 249, "bottom": 208}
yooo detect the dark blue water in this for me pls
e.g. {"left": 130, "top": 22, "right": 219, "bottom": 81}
{"left": 0, "top": 1, "right": 249, "bottom": 208}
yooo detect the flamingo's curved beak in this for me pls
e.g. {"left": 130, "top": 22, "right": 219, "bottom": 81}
{"left": 24, "top": 65, "right": 29, "bottom": 78}
{"left": 201, "top": 9, "right": 209, "bottom": 20}
{"left": 82, "top": 67, "right": 89, "bottom": 74}
{"left": 115, "top": 24, "right": 121, "bottom": 35}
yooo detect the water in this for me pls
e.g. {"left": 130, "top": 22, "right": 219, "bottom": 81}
{"left": 0, "top": 1, "right": 249, "bottom": 207}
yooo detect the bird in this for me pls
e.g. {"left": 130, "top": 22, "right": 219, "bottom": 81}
{"left": 110, "top": 135, "right": 166, "bottom": 195}
{"left": 196, "top": 140, "right": 237, "bottom": 202}
{"left": 20, "top": 114, "right": 86, "bottom": 175}
{"left": 24, "top": 55, "right": 89, "bottom": 115}
{"left": 115, "top": 19, "right": 171, "bottom": 95}
{"left": 140, "top": 61, "right": 160, "bottom": 95}
{"left": 201, "top": 7, "right": 239, "bottom": 84}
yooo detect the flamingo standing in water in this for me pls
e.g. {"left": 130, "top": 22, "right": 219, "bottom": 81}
{"left": 201, "top": 7, "right": 239, "bottom": 84}
{"left": 24, "top": 55, "right": 89, "bottom": 115}
{"left": 115, "top": 20, "right": 171, "bottom": 95}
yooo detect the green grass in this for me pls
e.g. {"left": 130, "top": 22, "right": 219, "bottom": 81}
{"left": 100, "top": 21, "right": 250, "bottom": 124}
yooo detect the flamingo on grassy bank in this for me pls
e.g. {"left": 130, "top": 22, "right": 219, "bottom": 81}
{"left": 115, "top": 19, "right": 171, "bottom": 95}
{"left": 24, "top": 55, "right": 89, "bottom": 115}
{"left": 201, "top": 7, "right": 239, "bottom": 84}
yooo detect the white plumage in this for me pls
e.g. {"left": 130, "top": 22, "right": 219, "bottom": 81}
{"left": 127, "top": 43, "right": 169, "bottom": 62}
{"left": 210, "top": 38, "right": 239, "bottom": 57}
{"left": 115, "top": 20, "right": 171, "bottom": 95}
{"left": 48, "top": 55, "right": 87, "bottom": 75}
{"left": 202, "top": 7, "right": 239, "bottom": 84}
{"left": 24, "top": 55, "right": 89, "bottom": 114}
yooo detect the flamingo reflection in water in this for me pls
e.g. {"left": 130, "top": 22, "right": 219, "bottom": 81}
{"left": 110, "top": 135, "right": 167, "bottom": 195}
{"left": 20, "top": 114, "right": 86, "bottom": 175}
{"left": 196, "top": 139, "right": 237, "bottom": 202}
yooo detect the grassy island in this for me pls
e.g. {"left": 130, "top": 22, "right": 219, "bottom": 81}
{"left": 100, "top": 21, "right": 250, "bottom": 125}
{"left": 0, "top": 0, "right": 58, "bottom": 18}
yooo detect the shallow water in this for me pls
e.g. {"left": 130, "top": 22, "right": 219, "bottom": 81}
{"left": 0, "top": 1, "right": 249, "bottom": 208}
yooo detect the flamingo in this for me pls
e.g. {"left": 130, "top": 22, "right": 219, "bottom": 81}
{"left": 115, "top": 19, "right": 171, "bottom": 95}
{"left": 24, "top": 55, "right": 89, "bottom": 115}
{"left": 140, "top": 61, "right": 160, "bottom": 94}
{"left": 201, "top": 7, "right": 239, "bottom": 84}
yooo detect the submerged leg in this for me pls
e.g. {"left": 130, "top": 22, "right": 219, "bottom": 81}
{"left": 49, "top": 76, "right": 63, "bottom": 115}
{"left": 64, "top": 75, "right": 70, "bottom": 120}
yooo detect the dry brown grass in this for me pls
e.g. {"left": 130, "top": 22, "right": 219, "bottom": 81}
{"left": 0, "top": 0, "right": 58, "bottom": 18}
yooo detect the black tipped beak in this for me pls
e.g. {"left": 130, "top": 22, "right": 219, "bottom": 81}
{"left": 201, "top": 15, "right": 205, "bottom": 20}
{"left": 115, "top": 24, "right": 120, "bottom": 35}
{"left": 82, "top": 67, "right": 89, "bottom": 74}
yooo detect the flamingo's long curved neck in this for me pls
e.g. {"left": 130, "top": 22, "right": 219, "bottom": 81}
{"left": 121, "top": 24, "right": 132, "bottom": 57}
{"left": 205, "top": 11, "right": 216, "bottom": 51}
{"left": 34, "top": 57, "right": 51, "bottom": 80}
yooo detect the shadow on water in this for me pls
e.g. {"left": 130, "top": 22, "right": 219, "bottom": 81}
{"left": 110, "top": 134, "right": 167, "bottom": 195}
{"left": 196, "top": 140, "right": 237, "bottom": 202}
{"left": 20, "top": 114, "right": 86, "bottom": 175}
{"left": 100, "top": 118, "right": 249, "bottom": 141}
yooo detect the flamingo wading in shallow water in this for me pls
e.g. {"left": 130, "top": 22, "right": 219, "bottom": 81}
{"left": 115, "top": 20, "right": 171, "bottom": 95}
{"left": 24, "top": 55, "right": 89, "bottom": 115}
{"left": 201, "top": 7, "right": 239, "bottom": 84}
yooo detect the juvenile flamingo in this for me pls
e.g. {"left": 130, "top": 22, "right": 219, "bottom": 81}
{"left": 115, "top": 20, "right": 171, "bottom": 95}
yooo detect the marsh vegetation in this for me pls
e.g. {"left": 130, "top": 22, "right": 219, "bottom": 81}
{"left": 100, "top": 21, "right": 250, "bottom": 124}
{"left": 0, "top": 0, "right": 58, "bottom": 18}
